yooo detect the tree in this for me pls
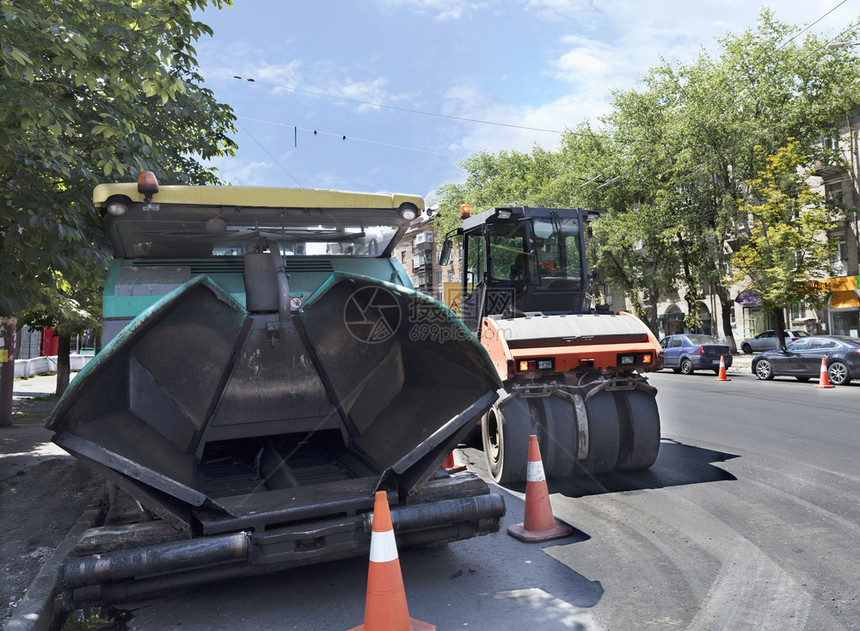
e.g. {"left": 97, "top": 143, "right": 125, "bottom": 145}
{"left": 18, "top": 261, "right": 106, "bottom": 395}
{"left": 730, "top": 142, "right": 836, "bottom": 347}
{"left": 435, "top": 10, "right": 860, "bottom": 345}
{"left": 590, "top": 9, "right": 860, "bottom": 345}
{"left": 0, "top": 0, "right": 237, "bottom": 418}
{"left": 435, "top": 147, "right": 563, "bottom": 238}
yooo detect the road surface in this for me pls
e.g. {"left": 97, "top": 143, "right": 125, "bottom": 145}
{"left": 58, "top": 370, "right": 859, "bottom": 630}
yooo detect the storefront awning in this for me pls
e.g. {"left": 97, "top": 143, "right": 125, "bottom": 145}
{"left": 820, "top": 276, "right": 860, "bottom": 292}
{"left": 830, "top": 290, "right": 860, "bottom": 309}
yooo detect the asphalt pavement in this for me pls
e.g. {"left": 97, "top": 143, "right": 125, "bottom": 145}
{"left": 1, "top": 357, "right": 754, "bottom": 631}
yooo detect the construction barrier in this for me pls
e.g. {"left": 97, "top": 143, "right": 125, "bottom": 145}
{"left": 814, "top": 357, "right": 835, "bottom": 389}
{"left": 714, "top": 356, "right": 730, "bottom": 381}
{"left": 348, "top": 491, "right": 435, "bottom": 631}
{"left": 507, "top": 435, "right": 574, "bottom": 543}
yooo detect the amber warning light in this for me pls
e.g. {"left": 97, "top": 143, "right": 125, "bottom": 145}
{"left": 518, "top": 358, "right": 555, "bottom": 372}
{"left": 137, "top": 171, "right": 159, "bottom": 196}
{"left": 460, "top": 204, "right": 471, "bottom": 219}
{"left": 619, "top": 353, "right": 653, "bottom": 366}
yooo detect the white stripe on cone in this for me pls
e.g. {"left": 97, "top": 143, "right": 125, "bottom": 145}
{"left": 368, "top": 528, "right": 399, "bottom": 563}
{"left": 527, "top": 460, "right": 546, "bottom": 482}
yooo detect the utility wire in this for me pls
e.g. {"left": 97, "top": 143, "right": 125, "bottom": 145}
{"left": 239, "top": 116, "right": 455, "bottom": 158}
{"left": 772, "top": 0, "right": 848, "bottom": 52}
{"left": 236, "top": 121, "right": 309, "bottom": 189}
{"left": 232, "top": 75, "right": 565, "bottom": 135}
{"left": 229, "top": 2, "right": 856, "bottom": 180}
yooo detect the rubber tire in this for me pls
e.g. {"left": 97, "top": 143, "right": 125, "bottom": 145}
{"left": 579, "top": 389, "right": 621, "bottom": 474}
{"left": 615, "top": 389, "right": 661, "bottom": 471}
{"left": 827, "top": 360, "right": 851, "bottom": 386}
{"left": 742, "top": 343, "right": 752, "bottom": 354}
{"left": 754, "top": 359, "right": 774, "bottom": 380}
{"left": 680, "top": 358, "right": 694, "bottom": 375}
{"left": 539, "top": 395, "right": 577, "bottom": 479}
{"left": 482, "top": 397, "right": 531, "bottom": 485}
{"left": 672, "top": 367, "right": 681, "bottom": 374}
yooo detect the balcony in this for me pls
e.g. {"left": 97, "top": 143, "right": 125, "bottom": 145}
{"left": 413, "top": 231, "right": 434, "bottom": 251}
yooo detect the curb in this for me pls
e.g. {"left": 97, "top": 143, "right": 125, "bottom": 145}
{"left": 5, "top": 506, "right": 102, "bottom": 631}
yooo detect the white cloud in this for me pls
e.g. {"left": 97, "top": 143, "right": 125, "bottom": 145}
{"left": 554, "top": 36, "right": 615, "bottom": 83}
{"left": 525, "top": 0, "right": 596, "bottom": 22}
{"left": 330, "top": 77, "right": 413, "bottom": 111}
{"left": 254, "top": 61, "right": 303, "bottom": 91}
{"left": 373, "top": 0, "right": 483, "bottom": 21}
{"left": 208, "top": 159, "right": 275, "bottom": 187}
{"left": 439, "top": 83, "right": 605, "bottom": 158}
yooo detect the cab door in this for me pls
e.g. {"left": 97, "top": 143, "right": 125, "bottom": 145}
{"left": 461, "top": 228, "right": 487, "bottom": 335}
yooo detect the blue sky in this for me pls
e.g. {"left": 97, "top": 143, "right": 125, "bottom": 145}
{"left": 192, "top": 0, "right": 856, "bottom": 202}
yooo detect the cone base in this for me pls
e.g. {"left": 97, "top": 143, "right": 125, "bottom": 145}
{"left": 714, "top": 375, "right": 730, "bottom": 381}
{"left": 348, "top": 618, "right": 436, "bottom": 631}
{"left": 442, "top": 454, "right": 467, "bottom": 473}
{"left": 814, "top": 384, "right": 835, "bottom": 389}
{"left": 507, "top": 518, "right": 574, "bottom": 543}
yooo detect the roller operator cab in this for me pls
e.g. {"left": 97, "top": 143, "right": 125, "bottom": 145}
{"left": 441, "top": 205, "right": 663, "bottom": 484}
{"left": 45, "top": 173, "right": 506, "bottom": 605}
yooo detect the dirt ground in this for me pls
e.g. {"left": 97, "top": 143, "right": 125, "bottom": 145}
{"left": 0, "top": 386, "right": 104, "bottom": 627}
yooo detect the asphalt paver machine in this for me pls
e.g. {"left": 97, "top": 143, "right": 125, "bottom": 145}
{"left": 441, "top": 205, "right": 663, "bottom": 484}
{"left": 46, "top": 174, "right": 505, "bottom": 604}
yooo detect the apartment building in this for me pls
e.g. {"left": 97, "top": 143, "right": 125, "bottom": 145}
{"left": 391, "top": 209, "right": 461, "bottom": 304}
{"left": 646, "top": 108, "right": 860, "bottom": 344}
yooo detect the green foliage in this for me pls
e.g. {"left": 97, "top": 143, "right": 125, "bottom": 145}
{"left": 19, "top": 262, "right": 106, "bottom": 337}
{"left": 435, "top": 9, "right": 860, "bottom": 334}
{"left": 730, "top": 142, "right": 836, "bottom": 312}
{"left": 436, "top": 147, "right": 564, "bottom": 238}
{"left": 0, "top": 0, "right": 236, "bottom": 315}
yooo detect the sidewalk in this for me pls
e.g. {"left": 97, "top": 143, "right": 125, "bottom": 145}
{"left": 1, "top": 372, "right": 100, "bottom": 631}
{"left": 1, "top": 374, "right": 72, "bottom": 479}
{"left": 726, "top": 353, "right": 752, "bottom": 375}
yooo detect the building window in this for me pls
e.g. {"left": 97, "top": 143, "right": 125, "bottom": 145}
{"left": 401, "top": 251, "right": 406, "bottom": 263}
{"left": 825, "top": 180, "right": 844, "bottom": 205}
{"left": 823, "top": 136, "right": 839, "bottom": 151}
{"left": 831, "top": 234, "right": 847, "bottom": 275}
{"left": 448, "top": 270, "right": 454, "bottom": 283}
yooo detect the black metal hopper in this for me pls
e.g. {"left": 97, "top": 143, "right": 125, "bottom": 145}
{"left": 46, "top": 273, "right": 502, "bottom": 531}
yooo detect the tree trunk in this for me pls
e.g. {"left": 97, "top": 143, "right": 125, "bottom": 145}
{"left": 773, "top": 309, "right": 787, "bottom": 351}
{"left": 714, "top": 283, "right": 737, "bottom": 352}
{"left": 1, "top": 317, "right": 16, "bottom": 427}
{"left": 55, "top": 332, "right": 72, "bottom": 397}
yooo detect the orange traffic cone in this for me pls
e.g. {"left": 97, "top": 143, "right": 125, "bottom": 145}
{"left": 348, "top": 491, "right": 435, "bottom": 631}
{"left": 442, "top": 451, "right": 466, "bottom": 473}
{"left": 507, "top": 435, "right": 574, "bottom": 543}
{"left": 814, "top": 357, "right": 835, "bottom": 389}
{"left": 714, "top": 356, "right": 730, "bottom": 381}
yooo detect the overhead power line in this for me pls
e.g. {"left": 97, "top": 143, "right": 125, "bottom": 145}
{"left": 239, "top": 116, "right": 455, "bottom": 158}
{"left": 231, "top": 75, "right": 565, "bottom": 135}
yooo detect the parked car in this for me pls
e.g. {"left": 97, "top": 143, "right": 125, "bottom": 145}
{"left": 740, "top": 329, "right": 808, "bottom": 354}
{"left": 751, "top": 335, "right": 860, "bottom": 385}
{"left": 659, "top": 334, "right": 732, "bottom": 375}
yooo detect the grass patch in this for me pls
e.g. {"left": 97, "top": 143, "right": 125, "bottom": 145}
{"left": 32, "top": 393, "right": 60, "bottom": 402}
{"left": 11, "top": 412, "right": 47, "bottom": 423}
